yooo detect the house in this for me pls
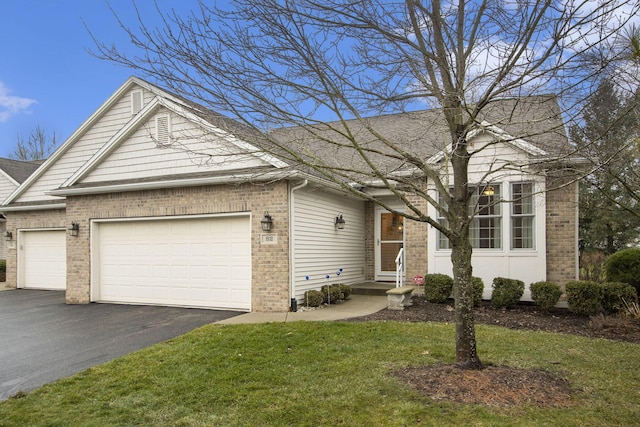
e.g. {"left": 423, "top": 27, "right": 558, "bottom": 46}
{"left": 0, "top": 77, "right": 579, "bottom": 311}
{"left": 0, "top": 158, "right": 41, "bottom": 260}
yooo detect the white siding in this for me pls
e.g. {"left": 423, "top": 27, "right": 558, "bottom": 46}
{"left": 14, "top": 86, "right": 153, "bottom": 203}
{"left": 292, "top": 188, "right": 366, "bottom": 302}
{"left": 0, "top": 174, "right": 17, "bottom": 201}
{"left": 81, "top": 108, "right": 270, "bottom": 184}
{"left": 428, "top": 137, "right": 547, "bottom": 301}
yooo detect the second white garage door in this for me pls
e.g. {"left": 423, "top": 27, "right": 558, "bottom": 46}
{"left": 19, "top": 229, "right": 67, "bottom": 290}
{"left": 93, "top": 215, "right": 251, "bottom": 311}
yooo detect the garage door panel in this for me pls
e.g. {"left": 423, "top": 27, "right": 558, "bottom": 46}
{"left": 95, "top": 216, "right": 251, "bottom": 310}
{"left": 21, "top": 230, "right": 66, "bottom": 290}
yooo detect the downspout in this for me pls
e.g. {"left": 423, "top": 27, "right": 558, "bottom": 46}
{"left": 289, "top": 179, "right": 308, "bottom": 311}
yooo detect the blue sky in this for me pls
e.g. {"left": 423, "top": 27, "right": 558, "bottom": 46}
{"left": 0, "top": 1, "right": 197, "bottom": 159}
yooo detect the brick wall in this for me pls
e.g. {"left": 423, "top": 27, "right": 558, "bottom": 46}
{"left": 364, "top": 201, "right": 375, "bottom": 280}
{"left": 4, "top": 208, "right": 67, "bottom": 289}
{"left": 545, "top": 175, "right": 579, "bottom": 284}
{"left": 64, "top": 181, "right": 290, "bottom": 311}
{"left": 404, "top": 194, "right": 429, "bottom": 284}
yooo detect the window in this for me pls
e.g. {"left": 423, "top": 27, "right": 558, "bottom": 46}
{"left": 156, "top": 115, "right": 171, "bottom": 145}
{"left": 511, "top": 182, "right": 534, "bottom": 249}
{"left": 436, "top": 184, "right": 502, "bottom": 249}
{"left": 131, "top": 90, "right": 143, "bottom": 115}
{"left": 470, "top": 185, "right": 501, "bottom": 249}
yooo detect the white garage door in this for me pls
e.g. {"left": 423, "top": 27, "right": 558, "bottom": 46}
{"left": 94, "top": 215, "right": 251, "bottom": 310}
{"left": 20, "top": 230, "right": 67, "bottom": 290}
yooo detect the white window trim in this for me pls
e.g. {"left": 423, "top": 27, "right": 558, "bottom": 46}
{"left": 510, "top": 181, "right": 536, "bottom": 250}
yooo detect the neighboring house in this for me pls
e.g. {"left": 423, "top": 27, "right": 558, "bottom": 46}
{"left": 0, "top": 158, "right": 41, "bottom": 260}
{"left": 0, "top": 77, "right": 579, "bottom": 311}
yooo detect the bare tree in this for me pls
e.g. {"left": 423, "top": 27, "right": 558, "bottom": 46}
{"left": 10, "top": 125, "right": 58, "bottom": 161}
{"left": 90, "top": 0, "right": 638, "bottom": 369}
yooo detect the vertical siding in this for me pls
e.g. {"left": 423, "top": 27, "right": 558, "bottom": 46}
{"left": 15, "top": 86, "right": 150, "bottom": 203}
{"left": 292, "top": 188, "right": 366, "bottom": 302}
{"left": 82, "top": 108, "right": 269, "bottom": 183}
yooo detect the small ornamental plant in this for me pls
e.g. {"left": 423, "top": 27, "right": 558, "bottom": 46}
{"left": 491, "top": 277, "right": 525, "bottom": 309}
{"left": 530, "top": 281, "right": 562, "bottom": 311}
{"left": 303, "top": 290, "right": 324, "bottom": 307}
{"left": 423, "top": 274, "right": 454, "bottom": 303}
{"left": 565, "top": 281, "right": 603, "bottom": 316}
{"left": 472, "top": 277, "right": 484, "bottom": 307}
{"left": 601, "top": 282, "right": 638, "bottom": 314}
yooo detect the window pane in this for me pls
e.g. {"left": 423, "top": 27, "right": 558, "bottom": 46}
{"left": 438, "top": 218, "right": 449, "bottom": 249}
{"left": 511, "top": 182, "right": 534, "bottom": 249}
{"left": 512, "top": 217, "right": 533, "bottom": 249}
{"left": 470, "top": 217, "right": 501, "bottom": 248}
{"left": 381, "top": 213, "right": 404, "bottom": 241}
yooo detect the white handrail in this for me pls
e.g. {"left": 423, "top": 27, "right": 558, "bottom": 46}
{"left": 395, "top": 247, "right": 404, "bottom": 288}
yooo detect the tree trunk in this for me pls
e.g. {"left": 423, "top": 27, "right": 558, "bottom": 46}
{"left": 451, "top": 237, "right": 483, "bottom": 369}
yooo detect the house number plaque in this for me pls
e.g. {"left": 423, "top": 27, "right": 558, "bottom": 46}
{"left": 260, "top": 233, "right": 278, "bottom": 245}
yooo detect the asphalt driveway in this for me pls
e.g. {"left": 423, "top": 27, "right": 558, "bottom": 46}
{"left": 0, "top": 289, "right": 240, "bottom": 400}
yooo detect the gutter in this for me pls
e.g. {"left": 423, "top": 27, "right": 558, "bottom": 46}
{"left": 0, "top": 203, "right": 66, "bottom": 212}
{"left": 289, "top": 179, "right": 308, "bottom": 311}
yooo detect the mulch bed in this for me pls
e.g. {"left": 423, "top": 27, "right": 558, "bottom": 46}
{"left": 348, "top": 295, "right": 640, "bottom": 407}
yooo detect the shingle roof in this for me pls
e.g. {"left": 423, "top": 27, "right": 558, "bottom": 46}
{"left": 268, "top": 95, "right": 570, "bottom": 179}
{"left": 0, "top": 158, "right": 41, "bottom": 184}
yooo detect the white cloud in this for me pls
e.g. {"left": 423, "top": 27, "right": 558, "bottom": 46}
{"left": 0, "top": 81, "right": 37, "bottom": 122}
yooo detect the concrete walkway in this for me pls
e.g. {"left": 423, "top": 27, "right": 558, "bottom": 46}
{"left": 217, "top": 294, "right": 388, "bottom": 324}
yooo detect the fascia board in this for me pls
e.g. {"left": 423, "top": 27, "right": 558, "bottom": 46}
{"left": 2, "top": 77, "right": 143, "bottom": 205}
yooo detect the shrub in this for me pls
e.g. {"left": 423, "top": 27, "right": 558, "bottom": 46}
{"left": 565, "top": 281, "right": 603, "bottom": 316}
{"left": 424, "top": 274, "right": 454, "bottom": 303}
{"left": 321, "top": 284, "right": 343, "bottom": 304}
{"left": 472, "top": 277, "right": 484, "bottom": 307}
{"left": 530, "top": 281, "right": 562, "bottom": 311}
{"left": 0, "top": 260, "right": 5, "bottom": 273}
{"left": 337, "top": 284, "right": 352, "bottom": 300}
{"left": 601, "top": 282, "right": 638, "bottom": 314}
{"left": 303, "top": 290, "right": 324, "bottom": 307}
{"left": 491, "top": 277, "right": 524, "bottom": 309}
{"left": 604, "top": 248, "right": 640, "bottom": 294}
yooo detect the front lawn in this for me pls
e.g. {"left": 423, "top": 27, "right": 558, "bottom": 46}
{"left": 1, "top": 321, "right": 639, "bottom": 426}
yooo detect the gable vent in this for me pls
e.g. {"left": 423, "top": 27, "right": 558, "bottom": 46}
{"left": 131, "top": 90, "right": 143, "bottom": 115}
{"left": 156, "top": 115, "right": 171, "bottom": 145}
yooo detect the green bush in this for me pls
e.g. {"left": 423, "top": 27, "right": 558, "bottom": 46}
{"left": 0, "top": 260, "right": 5, "bottom": 273}
{"left": 337, "top": 284, "right": 352, "bottom": 300}
{"left": 424, "top": 274, "right": 454, "bottom": 303}
{"left": 472, "top": 277, "right": 484, "bottom": 307}
{"left": 601, "top": 282, "right": 638, "bottom": 314}
{"left": 303, "top": 290, "right": 324, "bottom": 307}
{"left": 565, "top": 281, "right": 603, "bottom": 316}
{"left": 491, "top": 277, "right": 525, "bottom": 309}
{"left": 604, "top": 248, "right": 640, "bottom": 294}
{"left": 321, "top": 284, "right": 344, "bottom": 304}
{"left": 530, "top": 281, "right": 562, "bottom": 311}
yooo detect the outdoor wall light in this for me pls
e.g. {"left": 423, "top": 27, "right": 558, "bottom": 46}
{"left": 482, "top": 185, "right": 495, "bottom": 196}
{"left": 261, "top": 211, "right": 273, "bottom": 232}
{"left": 3, "top": 231, "right": 12, "bottom": 241}
{"left": 69, "top": 221, "right": 80, "bottom": 237}
{"left": 335, "top": 214, "right": 346, "bottom": 230}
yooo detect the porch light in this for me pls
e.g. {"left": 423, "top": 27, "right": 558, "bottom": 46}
{"left": 261, "top": 211, "right": 273, "bottom": 232}
{"left": 3, "top": 231, "right": 12, "bottom": 241}
{"left": 69, "top": 221, "right": 80, "bottom": 237}
{"left": 483, "top": 185, "right": 495, "bottom": 196}
{"left": 335, "top": 214, "right": 346, "bottom": 230}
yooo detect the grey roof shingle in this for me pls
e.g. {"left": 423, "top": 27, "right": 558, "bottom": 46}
{"left": 0, "top": 158, "right": 41, "bottom": 184}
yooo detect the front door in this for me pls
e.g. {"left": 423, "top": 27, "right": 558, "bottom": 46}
{"left": 375, "top": 209, "right": 405, "bottom": 280}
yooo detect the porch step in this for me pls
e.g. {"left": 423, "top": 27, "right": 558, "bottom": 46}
{"left": 350, "top": 282, "right": 395, "bottom": 296}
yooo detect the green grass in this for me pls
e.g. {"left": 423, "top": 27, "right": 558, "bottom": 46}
{"left": 1, "top": 321, "right": 639, "bottom": 426}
